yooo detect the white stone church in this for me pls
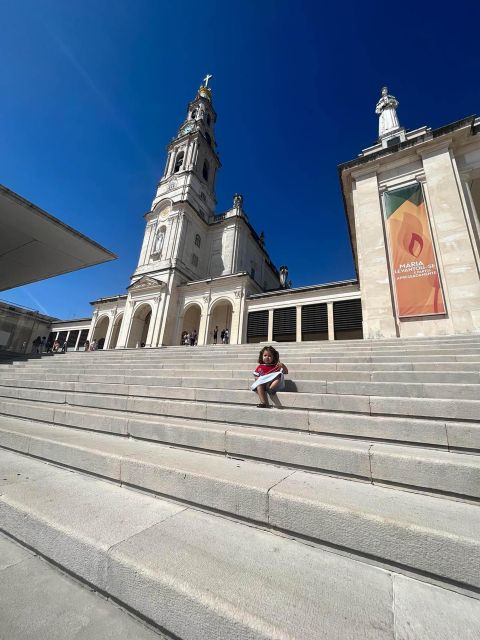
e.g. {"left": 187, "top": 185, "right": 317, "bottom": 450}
{"left": 51, "top": 79, "right": 480, "bottom": 349}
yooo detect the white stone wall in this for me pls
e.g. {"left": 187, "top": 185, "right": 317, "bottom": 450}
{"left": 344, "top": 121, "right": 480, "bottom": 338}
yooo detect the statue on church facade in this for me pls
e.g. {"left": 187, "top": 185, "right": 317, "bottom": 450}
{"left": 152, "top": 228, "right": 165, "bottom": 256}
{"left": 375, "top": 87, "right": 400, "bottom": 138}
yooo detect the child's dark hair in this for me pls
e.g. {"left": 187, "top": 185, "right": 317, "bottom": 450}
{"left": 258, "top": 346, "right": 279, "bottom": 365}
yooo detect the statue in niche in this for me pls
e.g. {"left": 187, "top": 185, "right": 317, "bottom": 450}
{"left": 375, "top": 87, "right": 400, "bottom": 138}
{"left": 152, "top": 228, "right": 165, "bottom": 256}
{"left": 233, "top": 193, "right": 243, "bottom": 209}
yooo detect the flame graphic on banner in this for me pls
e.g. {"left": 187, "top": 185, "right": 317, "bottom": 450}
{"left": 408, "top": 232, "right": 424, "bottom": 258}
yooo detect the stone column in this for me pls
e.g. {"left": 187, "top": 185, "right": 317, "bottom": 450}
{"left": 145, "top": 299, "right": 160, "bottom": 347}
{"left": 420, "top": 143, "right": 480, "bottom": 333}
{"left": 267, "top": 309, "right": 274, "bottom": 342}
{"left": 352, "top": 167, "right": 398, "bottom": 339}
{"left": 327, "top": 302, "right": 335, "bottom": 340}
{"left": 103, "top": 316, "right": 115, "bottom": 350}
{"left": 116, "top": 300, "right": 134, "bottom": 349}
{"left": 86, "top": 312, "right": 97, "bottom": 343}
{"left": 296, "top": 306, "right": 302, "bottom": 342}
{"left": 197, "top": 305, "right": 209, "bottom": 346}
{"left": 166, "top": 151, "right": 175, "bottom": 176}
{"left": 460, "top": 178, "right": 480, "bottom": 270}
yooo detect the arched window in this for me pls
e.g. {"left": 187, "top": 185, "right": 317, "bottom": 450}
{"left": 207, "top": 114, "right": 211, "bottom": 126}
{"left": 195, "top": 234, "right": 201, "bottom": 248}
{"left": 202, "top": 160, "right": 209, "bottom": 181}
{"left": 205, "top": 132, "right": 212, "bottom": 146}
{"left": 191, "top": 109, "right": 197, "bottom": 119}
{"left": 174, "top": 152, "right": 184, "bottom": 173}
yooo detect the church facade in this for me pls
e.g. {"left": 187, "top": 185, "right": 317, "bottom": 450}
{"left": 88, "top": 79, "right": 284, "bottom": 349}
{"left": 51, "top": 82, "right": 479, "bottom": 349}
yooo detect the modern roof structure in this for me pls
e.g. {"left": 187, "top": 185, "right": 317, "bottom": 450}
{"left": 0, "top": 184, "right": 116, "bottom": 292}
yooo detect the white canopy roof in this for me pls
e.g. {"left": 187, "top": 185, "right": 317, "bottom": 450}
{"left": 0, "top": 184, "right": 116, "bottom": 291}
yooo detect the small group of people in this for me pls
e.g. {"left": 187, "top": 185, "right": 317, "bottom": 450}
{"left": 32, "top": 336, "right": 47, "bottom": 354}
{"left": 181, "top": 330, "right": 198, "bottom": 346}
{"left": 32, "top": 335, "right": 67, "bottom": 354}
{"left": 212, "top": 326, "right": 229, "bottom": 344}
{"left": 84, "top": 340, "right": 97, "bottom": 351}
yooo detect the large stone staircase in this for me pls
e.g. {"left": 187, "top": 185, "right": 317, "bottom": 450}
{"left": 0, "top": 336, "right": 479, "bottom": 639}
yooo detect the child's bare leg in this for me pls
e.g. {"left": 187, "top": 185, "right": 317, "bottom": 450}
{"left": 256, "top": 384, "right": 268, "bottom": 405}
{"left": 269, "top": 378, "right": 280, "bottom": 394}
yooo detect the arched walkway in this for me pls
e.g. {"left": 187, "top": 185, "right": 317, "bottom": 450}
{"left": 108, "top": 313, "right": 124, "bottom": 349}
{"left": 181, "top": 304, "right": 202, "bottom": 345}
{"left": 127, "top": 304, "right": 152, "bottom": 348}
{"left": 92, "top": 316, "right": 110, "bottom": 350}
{"left": 208, "top": 299, "right": 233, "bottom": 344}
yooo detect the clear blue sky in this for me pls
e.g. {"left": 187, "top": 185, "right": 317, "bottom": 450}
{"left": 2, "top": 0, "right": 479, "bottom": 319}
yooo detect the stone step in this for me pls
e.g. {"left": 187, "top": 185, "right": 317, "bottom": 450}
{"left": 1, "top": 440, "right": 479, "bottom": 591}
{"left": 2, "top": 396, "right": 478, "bottom": 452}
{"left": 10, "top": 360, "right": 480, "bottom": 373}
{"left": 2, "top": 368, "right": 478, "bottom": 384}
{"left": 3, "top": 450, "right": 480, "bottom": 639}
{"left": 0, "top": 534, "right": 164, "bottom": 640}
{"left": 1, "top": 373, "right": 480, "bottom": 412}
{"left": 2, "top": 373, "right": 480, "bottom": 402}
{"left": 3, "top": 369, "right": 480, "bottom": 386}
{"left": 1, "top": 413, "right": 480, "bottom": 500}
{"left": 2, "top": 395, "right": 479, "bottom": 451}
{"left": 1, "top": 374, "right": 479, "bottom": 430}
{"left": 16, "top": 351, "right": 480, "bottom": 365}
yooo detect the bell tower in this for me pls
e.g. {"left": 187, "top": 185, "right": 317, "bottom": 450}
{"left": 152, "top": 75, "right": 221, "bottom": 218}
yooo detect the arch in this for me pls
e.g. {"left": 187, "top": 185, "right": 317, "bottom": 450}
{"left": 108, "top": 313, "right": 124, "bottom": 349}
{"left": 174, "top": 152, "right": 184, "bottom": 173}
{"left": 202, "top": 160, "right": 209, "bottom": 181}
{"left": 207, "top": 298, "right": 233, "bottom": 344}
{"left": 92, "top": 315, "right": 110, "bottom": 350}
{"left": 181, "top": 303, "right": 202, "bottom": 345}
{"left": 127, "top": 304, "right": 153, "bottom": 348}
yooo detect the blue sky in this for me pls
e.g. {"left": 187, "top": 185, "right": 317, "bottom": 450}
{"left": 2, "top": 0, "right": 479, "bottom": 319}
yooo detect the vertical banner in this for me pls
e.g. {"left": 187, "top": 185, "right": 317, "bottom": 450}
{"left": 383, "top": 184, "right": 445, "bottom": 318}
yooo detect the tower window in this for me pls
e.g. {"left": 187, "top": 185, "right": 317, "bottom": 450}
{"left": 191, "top": 253, "right": 199, "bottom": 267}
{"left": 207, "top": 114, "right": 211, "bottom": 126}
{"left": 191, "top": 109, "right": 197, "bottom": 119}
{"left": 174, "top": 152, "right": 184, "bottom": 173}
{"left": 195, "top": 234, "right": 201, "bottom": 248}
{"left": 202, "top": 160, "right": 209, "bottom": 181}
{"left": 205, "top": 132, "right": 212, "bottom": 146}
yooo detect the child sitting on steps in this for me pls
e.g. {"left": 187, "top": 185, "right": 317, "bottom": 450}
{"left": 251, "top": 346, "right": 289, "bottom": 408}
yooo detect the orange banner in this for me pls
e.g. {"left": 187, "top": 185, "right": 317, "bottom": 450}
{"left": 384, "top": 184, "right": 445, "bottom": 318}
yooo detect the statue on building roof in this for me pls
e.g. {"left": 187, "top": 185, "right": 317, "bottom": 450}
{"left": 233, "top": 193, "right": 243, "bottom": 210}
{"left": 375, "top": 86, "right": 400, "bottom": 138}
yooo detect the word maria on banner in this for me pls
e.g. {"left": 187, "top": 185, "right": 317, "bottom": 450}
{"left": 383, "top": 183, "right": 446, "bottom": 318}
